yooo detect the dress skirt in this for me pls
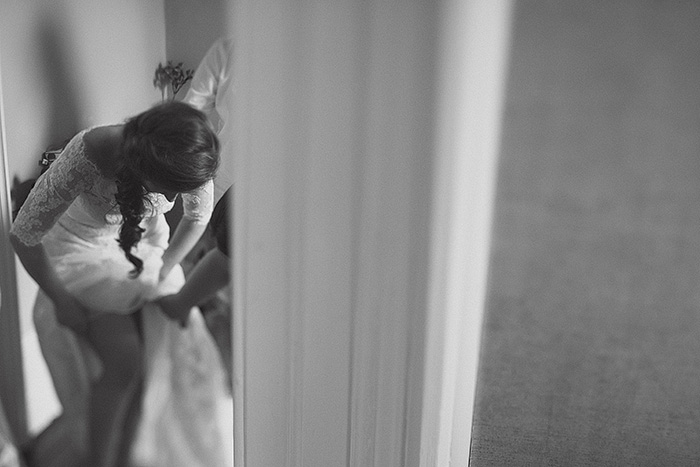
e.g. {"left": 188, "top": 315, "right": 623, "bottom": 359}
{"left": 33, "top": 208, "right": 233, "bottom": 466}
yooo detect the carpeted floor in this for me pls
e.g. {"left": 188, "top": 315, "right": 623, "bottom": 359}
{"left": 470, "top": 1, "right": 700, "bottom": 465}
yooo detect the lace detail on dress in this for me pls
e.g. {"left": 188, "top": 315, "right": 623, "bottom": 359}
{"left": 140, "top": 193, "right": 176, "bottom": 220}
{"left": 181, "top": 179, "right": 214, "bottom": 225}
{"left": 10, "top": 131, "right": 102, "bottom": 246}
{"left": 11, "top": 127, "right": 213, "bottom": 246}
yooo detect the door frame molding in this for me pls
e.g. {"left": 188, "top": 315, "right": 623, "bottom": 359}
{"left": 0, "top": 43, "right": 29, "bottom": 448}
{"left": 228, "top": 1, "right": 513, "bottom": 466}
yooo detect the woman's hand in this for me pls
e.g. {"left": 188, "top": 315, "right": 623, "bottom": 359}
{"left": 156, "top": 293, "right": 190, "bottom": 327}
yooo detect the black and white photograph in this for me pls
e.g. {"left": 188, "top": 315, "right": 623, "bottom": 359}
{"left": 0, "top": 1, "right": 698, "bottom": 466}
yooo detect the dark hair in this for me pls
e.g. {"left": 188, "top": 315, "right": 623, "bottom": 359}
{"left": 115, "top": 101, "right": 220, "bottom": 277}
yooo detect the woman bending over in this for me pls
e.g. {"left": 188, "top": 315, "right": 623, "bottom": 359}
{"left": 10, "top": 102, "right": 222, "bottom": 467}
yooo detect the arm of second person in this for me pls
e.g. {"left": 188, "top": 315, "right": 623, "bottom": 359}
{"left": 157, "top": 247, "right": 230, "bottom": 326}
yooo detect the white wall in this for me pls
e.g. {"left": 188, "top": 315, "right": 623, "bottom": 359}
{"left": 165, "top": 0, "right": 228, "bottom": 78}
{"left": 0, "top": 0, "right": 166, "bottom": 184}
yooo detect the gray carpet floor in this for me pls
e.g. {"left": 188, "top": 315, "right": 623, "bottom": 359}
{"left": 470, "top": 1, "right": 700, "bottom": 466}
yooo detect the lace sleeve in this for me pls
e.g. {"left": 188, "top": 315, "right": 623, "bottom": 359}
{"left": 10, "top": 131, "right": 101, "bottom": 246}
{"left": 181, "top": 179, "right": 214, "bottom": 225}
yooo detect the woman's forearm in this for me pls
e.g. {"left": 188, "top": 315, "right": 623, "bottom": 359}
{"left": 160, "top": 218, "right": 207, "bottom": 277}
{"left": 157, "top": 247, "right": 229, "bottom": 325}
{"left": 178, "top": 248, "right": 230, "bottom": 308}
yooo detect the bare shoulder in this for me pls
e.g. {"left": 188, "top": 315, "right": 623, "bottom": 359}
{"left": 83, "top": 125, "right": 124, "bottom": 178}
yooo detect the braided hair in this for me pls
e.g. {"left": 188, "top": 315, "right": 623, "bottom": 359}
{"left": 115, "top": 102, "right": 220, "bottom": 277}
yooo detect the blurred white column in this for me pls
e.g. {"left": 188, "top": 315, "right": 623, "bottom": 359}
{"left": 227, "top": 1, "right": 513, "bottom": 465}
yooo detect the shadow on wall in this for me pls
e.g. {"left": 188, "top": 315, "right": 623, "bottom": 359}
{"left": 38, "top": 13, "right": 81, "bottom": 146}
{"left": 11, "top": 13, "right": 82, "bottom": 216}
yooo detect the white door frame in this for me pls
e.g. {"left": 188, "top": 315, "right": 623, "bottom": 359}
{"left": 420, "top": 1, "right": 514, "bottom": 465}
{"left": 0, "top": 43, "right": 29, "bottom": 448}
{"left": 227, "top": 1, "right": 513, "bottom": 465}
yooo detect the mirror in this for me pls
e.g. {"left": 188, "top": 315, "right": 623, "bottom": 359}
{"left": 0, "top": 2, "right": 234, "bottom": 466}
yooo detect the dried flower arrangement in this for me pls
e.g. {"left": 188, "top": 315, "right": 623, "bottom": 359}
{"left": 153, "top": 61, "right": 195, "bottom": 101}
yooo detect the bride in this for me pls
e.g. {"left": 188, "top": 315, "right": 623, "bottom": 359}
{"left": 10, "top": 102, "right": 233, "bottom": 467}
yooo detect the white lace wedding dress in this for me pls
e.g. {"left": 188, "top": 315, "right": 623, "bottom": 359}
{"left": 11, "top": 128, "right": 233, "bottom": 467}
